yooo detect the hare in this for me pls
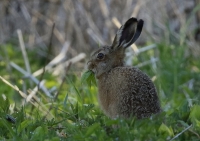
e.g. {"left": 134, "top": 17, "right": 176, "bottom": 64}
{"left": 87, "top": 17, "right": 161, "bottom": 119}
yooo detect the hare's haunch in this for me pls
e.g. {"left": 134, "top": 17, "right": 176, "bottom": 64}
{"left": 87, "top": 17, "right": 161, "bottom": 119}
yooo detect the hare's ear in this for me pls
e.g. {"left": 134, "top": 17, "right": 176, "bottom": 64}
{"left": 111, "top": 18, "right": 144, "bottom": 50}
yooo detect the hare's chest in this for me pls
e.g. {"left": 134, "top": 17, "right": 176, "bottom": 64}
{"left": 97, "top": 75, "right": 121, "bottom": 118}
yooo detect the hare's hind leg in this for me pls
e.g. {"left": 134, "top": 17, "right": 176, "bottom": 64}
{"left": 118, "top": 93, "right": 138, "bottom": 118}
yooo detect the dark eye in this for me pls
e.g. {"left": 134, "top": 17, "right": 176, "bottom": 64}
{"left": 97, "top": 53, "right": 105, "bottom": 60}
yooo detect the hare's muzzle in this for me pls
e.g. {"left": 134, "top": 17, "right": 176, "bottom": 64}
{"left": 87, "top": 61, "right": 95, "bottom": 73}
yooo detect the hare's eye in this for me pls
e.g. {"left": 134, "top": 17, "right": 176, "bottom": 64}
{"left": 97, "top": 53, "right": 105, "bottom": 60}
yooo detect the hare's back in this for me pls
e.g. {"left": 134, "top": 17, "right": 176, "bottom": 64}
{"left": 110, "top": 66, "right": 157, "bottom": 96}
{"left": 110, "top": 66, "right": 152, "bottom": 84}
{"left": 109, "top": 67, "right": 161, "bottom": 118}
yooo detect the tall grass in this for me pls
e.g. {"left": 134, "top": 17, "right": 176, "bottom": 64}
{"left": 0, "top": 38, "right": 200, "bottom": 140}
{"left": 0, "top": 1, "right": 200, "bottom": 140}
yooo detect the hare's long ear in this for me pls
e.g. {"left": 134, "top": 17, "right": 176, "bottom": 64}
{"left": 111, "top": 18, "right": 144, "bottom": 50}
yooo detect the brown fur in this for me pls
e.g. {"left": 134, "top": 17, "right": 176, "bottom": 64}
{"left": 87, "top": 18, "right": 161, "bottom": 119}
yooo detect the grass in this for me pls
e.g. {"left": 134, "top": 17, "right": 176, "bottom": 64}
{"left": 0, "top": 40, "right": 200, "bottom": 141}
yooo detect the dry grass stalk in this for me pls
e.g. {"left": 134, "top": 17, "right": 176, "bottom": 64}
{"left": 33, "top": 42, "right": 70, "bottom": 76}
{"left": 0, "top": 75, "right": 54, "bottom": 119}
{"left": 10, "top": 62, "right": 52, "bottom": 98}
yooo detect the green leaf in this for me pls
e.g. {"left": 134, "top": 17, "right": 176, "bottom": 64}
{"left": 69, "top": 102, "right": 79, "bottom": 120}
{"left": 83, "top": 104, "right": 94, "bottom": 114}
{"left": 195, "top": 119, "right": 200, "bottom": 128}
{"left": 177, "top": 120, "right": 189, "bottom": 127}
{"left": 75, "top": 102, "right": 79, "bottom": 119}
{"left": 44, "top": 137, "right": 60, "bottom": 141}
{"left": 17, "top": 120, "right": 32, "bottom": 134}
{"left": 81, "top": 71, "right": 96, "bottom": 87}
{"left": 85, "top": 123, "right": 100, "bottom": 137}
{"left": 67, "top": 77, "right": 82, "bottom": 100}
{"left": 0, "top": 95, "right": 10, "bottom": 113}
{"left": 158, "top": 123, "right": 174, "bottom": 137}
{"left": 189, "top": 105, "right": 200, "bottom": 124}
{"left": 89, "top": 72, "right": 97, "bottom": 86}
{"left": 31, "top": 126, "right": 48, "bottom": 141}
{"left": 81, "top": 70, "right": 93, "bottom": 83}
{"left": 0, "top": 118, "right": 15, "bottom": 137}
{"left": 63, "top": 93, "right": 68, "bottom": 108}
{"left": 105, "top": 119, "right": 119, "bottom": 126}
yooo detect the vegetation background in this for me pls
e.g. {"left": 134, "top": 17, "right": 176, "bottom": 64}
{"left": 0, "top": 0, "right": 200, "bottom": 140}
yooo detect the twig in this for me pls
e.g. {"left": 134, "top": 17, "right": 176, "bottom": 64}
{"left": 0, "top": 76, "right": 27, "bottom": 99}
{"left": 76, "top": 0, "right": 106, "bottom": 45}
{"left": 189, "top": 129, "right": 200, "bottom": 138}
{"left": 38, "top": 23, "right": 55, "bottom": 91}
{"left": 53, "top": 53, "right": 86, "bottom": 75}
{"left": 26, "top": 80, "right": 45, "bottom": 102}
{"left": 63, "top": 1, "right": 88, "bottom": 49}
{"left": 131, "top": 44, "right": 139, "bottom": 54}
{"left": 169, "top": 124, "right": 193, "bottom": 141}
{"left": 98, "top": 0, "right": 109, "bottom": 18}
{"left": 16, "top": 2, "right": 48, "bottom": 50}
{"left": 98, "top": 0, "right": 113, "bottom": 41}
{"left": 10, "top": 62, "right": 52, "bottom": 98}
{"left": 135, "top": 57, "right": 158, "bottom": 68}
{"left": 55, "top": 62, "right": 71, "bottom": 101}
{"left": 131, "top": 0, "right": 143, "bottom": 17}
{"left": 86, "top": 29, "right": 105, "bottom": 45}
{"left": 48, "top": 42, "right": 70, "bottom": 67}
{"left": 0, "top": 75, "right": 54, "bottom": 119}
{"left": 168, "top": 0, "right": 185, "bottom": 27}
{"left": 112, "top": 17, "right": 121, "bottom": 28}
{"left": 17, "top": 29, "right": 33, "bottom": 87}
{"left": 126, "top": 44, "right": 157, "bottom": 60}
{"left": 32, "top": 10, "right": 66, "bottom": 45}
{"left": 133, "top": 44, "right": 157, "bottom": 54}
{"left": 42, "top": 62, "right": 71, "bottom": 120}
{"left": 33, "top": 42, "right": 70, "bottom": 77}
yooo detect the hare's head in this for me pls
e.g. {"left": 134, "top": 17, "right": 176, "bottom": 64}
{"left": 87, "top": 18, "right": 144, "bottom": 78}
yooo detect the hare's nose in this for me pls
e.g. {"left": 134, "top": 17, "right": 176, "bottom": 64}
{"left": 87, "top": 61, "right": 94, "bottom": 69}
{"left": 87, "top": 61, "right": 91, "bottom": 65}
